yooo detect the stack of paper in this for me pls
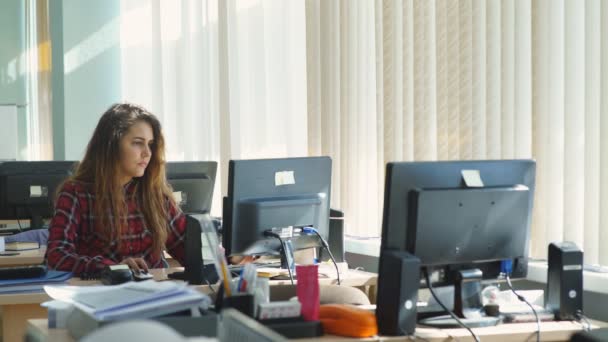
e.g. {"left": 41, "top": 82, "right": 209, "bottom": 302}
{"left": 0, "top": 271, "right": 72, "bottom": 294}
{"left": 5, "top": 241, "right": 40, "bottom": 251}
{"left": 44, "top": 280, "right": 211, "bottom": 322}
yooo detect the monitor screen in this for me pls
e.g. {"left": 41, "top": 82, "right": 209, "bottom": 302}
{"left": 0, "top": 161, "right": 77, "bottom": 229}
{"left": 166, "top": 161, "right": 217, "bottom": 214}
{"left": 222, "top": 156, "right": 332, "bottom": 256}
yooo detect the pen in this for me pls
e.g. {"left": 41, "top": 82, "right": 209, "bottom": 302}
{"left": 216, "top": 246, "right": 232, "bottom": 297}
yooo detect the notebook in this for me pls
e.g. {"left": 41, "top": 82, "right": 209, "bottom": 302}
{"left": 5, "top": 241, "right": 40, "bottom": 251}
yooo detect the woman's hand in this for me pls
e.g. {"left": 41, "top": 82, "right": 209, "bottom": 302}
{"left": 120, "top": 257, "right": 149, "bottom": 274}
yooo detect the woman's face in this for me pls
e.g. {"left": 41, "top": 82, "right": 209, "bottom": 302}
{"left": 118, "top": 120, "right": 154, "bottom": 185}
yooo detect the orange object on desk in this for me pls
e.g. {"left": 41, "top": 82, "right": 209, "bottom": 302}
{"left": 319, "top": 304, "right": 378, "bottom": 337}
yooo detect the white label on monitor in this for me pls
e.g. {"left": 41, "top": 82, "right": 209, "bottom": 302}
{"left": 173, "top": 191, "right": 183, "bottom": 204}
{"left": 275, "top": 171, "right": 295, "bottom": 186}
{"left": 461, "top": 170, "right": 484, "bottom": 187}
{"left": 279, "top": 227, "right": 293, "bottom": 238}
{"left": 30, "top": 186, "right": 43, "bottom": 197}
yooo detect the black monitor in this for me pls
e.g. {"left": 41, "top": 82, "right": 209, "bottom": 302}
{"left": 166, "top": 161, "right": 217, "bottom": 214}
{"left": 222, "top": 156, "right": 332, "bottom": 260}
{"left": 379, "top": 159, "right": 535, "bottom": 325}
{"left": 0, "top": 161, "right": 77, "bottom": 230}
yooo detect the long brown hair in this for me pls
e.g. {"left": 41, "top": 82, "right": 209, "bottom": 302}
{"left": 68, "top": 103, "right": 176, "bottom": 257}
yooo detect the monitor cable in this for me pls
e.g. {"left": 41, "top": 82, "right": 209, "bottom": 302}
{"left": 575, "top": 310, "right": 592, "bottom": 331}
{"left": 205, "top": 277, "right": 216, "bottom": 294}
{"left": 422, "top": 268, "right": 481, "bottom": 342}
{"left": 263, "top": 231, "right": 295, "bottom": 285}
{"left": 505, "top": 274, "right": 540, "bottom": 342}
{"left": 302, "top": 227, "right": 341, "bottom": 285}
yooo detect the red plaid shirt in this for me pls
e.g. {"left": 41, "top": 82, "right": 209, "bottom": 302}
{"left": 45, "top": 180, "right": 186, "bottom": 275}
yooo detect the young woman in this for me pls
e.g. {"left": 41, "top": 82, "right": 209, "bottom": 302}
{"left": 46, "top": 103, "right": 185, "bottom": 275}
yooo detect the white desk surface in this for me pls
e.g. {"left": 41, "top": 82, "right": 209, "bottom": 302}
{"left": 26, "top": 318, "right": 607, "bottom": 342}
{"left": 0, "top": 266, "right": 377, "bottom": 342}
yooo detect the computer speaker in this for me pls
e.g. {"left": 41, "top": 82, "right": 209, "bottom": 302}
{"left": 376, "top": 249, "right": 420, "bottom": 335}
{"left": 545, "top": 241, "right": 583, "bottom": 320}
{"left": 325, "top": 208, "right": 345, "bottom": 262}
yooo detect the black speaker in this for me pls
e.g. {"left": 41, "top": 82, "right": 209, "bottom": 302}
{"left": 325, "top": 208, "right": 345, "bottom": 262}
{"left": 376, "top": 249, "right": 420, "bottom": 335}
{"left": 168, "top": 214, "right": 219, "bottom": 284}
{"left": 546, "top": 241, "right": 583, "bottom": 320}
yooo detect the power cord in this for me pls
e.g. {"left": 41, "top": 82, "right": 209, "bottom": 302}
{"left": 575, "top": 310, "right": 592, "bottom": 331}
{"left": 422, "top": 268, "right": 481, "bottom": 342}
{"left": 499, "top": 260, "right": 540, "bottom": 342}
{"left": 505, "top": 274, "right": 540, "bottom": 342}
{"left": 205, "top": 277, "right": 216, "bottom": 294}
{"left": 263, "top": 231, "right": 295, "bottom": 285}
{"left": 302, "top": 227, "right": 341, "bottom": 285}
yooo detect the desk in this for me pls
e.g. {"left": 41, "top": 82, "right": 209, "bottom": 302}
{"left": 25, "top": 318, "right": 606, "bottom": 342}
{"left": 0, "top": 247, "right": 46, "bottom": 267}
{"left": 1, "top": 266, "right": 376, "bottom": 342}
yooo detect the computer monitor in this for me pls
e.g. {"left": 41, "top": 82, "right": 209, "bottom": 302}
{"left": 379, "top": 159, "right": 535, "bottom": 323}
{"left": 166, "top": 161, "right": 217, "bottom": 214}
{"left": 222, "top": 156, "right": 332, "bottom": 260}
{"left": 0, "top": 161, "right": 77, "bottom": 230}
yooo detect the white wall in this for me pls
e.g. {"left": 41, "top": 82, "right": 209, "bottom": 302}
{"left": 0, "top": 0, "right": 28, "bottom": 160}
{"left": 50, "top": 0, "right": 122, "bottom": 160}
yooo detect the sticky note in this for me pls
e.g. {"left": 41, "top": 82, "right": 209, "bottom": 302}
{"left": 173, "top": 191, "right": 183, "bottom": 204}
{"left": 30, "top": 185, "right": 43, "bottom": 197}
{"left": 275, "top": 171, "right": 295, "bottom": 186}
{"left": 461, "top": 169, "right": 484, "bottom": 187}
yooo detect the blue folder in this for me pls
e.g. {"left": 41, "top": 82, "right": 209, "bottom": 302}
{"left": 0, "top": 271, "right": 72, "bottom": 293}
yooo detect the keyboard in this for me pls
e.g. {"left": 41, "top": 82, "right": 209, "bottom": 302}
{"left": 0, "top": 265, "right": 47, "bottom": 280}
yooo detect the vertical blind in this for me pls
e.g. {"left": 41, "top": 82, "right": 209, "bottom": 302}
{"left": 49, "top": 0, "right": 606, "bottom": 264}
{"left": 305, "top": 0, "right": 608, "bottom": 264}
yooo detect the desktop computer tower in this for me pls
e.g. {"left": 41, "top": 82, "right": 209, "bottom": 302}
{"left": 545, "top": 241, "right": 583, "bottom": 320}
{"left": 376, "top": 249, "right": 420, "bottom": 335}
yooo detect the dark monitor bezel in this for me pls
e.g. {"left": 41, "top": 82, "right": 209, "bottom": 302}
{"left": 0, "top": 161, "right": 77, "bottom": 229}
{"left": 381, "top": 159, "right": 536, "bottom": 283}
{"left": 166, "top": 161, "right": 217, "bottom": 214}
{"left": 222, "top": 156, "right": 332, "bottom": 256}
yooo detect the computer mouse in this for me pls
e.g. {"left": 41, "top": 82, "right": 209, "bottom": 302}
{"left": 101, "top": 265, "right": 133, "bottom": 285}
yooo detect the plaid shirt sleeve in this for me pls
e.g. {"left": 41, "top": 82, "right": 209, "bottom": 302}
{"left": 164, "top": 199, "right": 187, "bottom": 266}
{"left": 45, "top": 183, "right": 116, "bottom": 275}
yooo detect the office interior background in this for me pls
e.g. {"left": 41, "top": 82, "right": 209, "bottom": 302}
{"left": 2, "top": 0, "right": 608, "bottom": 278}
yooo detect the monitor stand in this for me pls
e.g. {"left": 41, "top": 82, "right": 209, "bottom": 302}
{"left": 168, "top": 263, "right": 219, "bottom": 284}
{"left": 419, "top": 268, "right": 500, "bottom": 328}
{"left": 419, "top": 314, "right": 499, "bottom": 328}
{"left": 29, "top": 215, "right": 45, "bottom": 230}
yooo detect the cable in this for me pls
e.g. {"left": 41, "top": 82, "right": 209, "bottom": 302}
{"left": 263, "top": 231, "right": 294, "bottom": 285}
{"left": 423, "top": 268, "right": 480, "bottom": 342}
{"left": 575, "top": 310, "right": 592, "bottom": 331}
{"left": 303, "top": 227, "right": 341, "bottom": 285}
{"left": 205, "top": 277, "right": 216, "bottom": 294}
{"left": 505, "top": 274, "right": 540, "bottom": 342}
